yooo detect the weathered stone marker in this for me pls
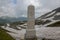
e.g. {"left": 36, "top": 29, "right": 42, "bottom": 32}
{"left": 25, "top": 5, "right": 37, "bottom": 40}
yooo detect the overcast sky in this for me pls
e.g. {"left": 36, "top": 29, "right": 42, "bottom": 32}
{"left": 0, "top": 0, "right": 60, "bottom": 18}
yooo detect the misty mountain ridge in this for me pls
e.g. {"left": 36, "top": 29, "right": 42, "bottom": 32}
{"left": 0, "top": 16, "right": 27, "bottom": 23}
{"left": 38, "top": 7, "right": 60, "bottom": 19}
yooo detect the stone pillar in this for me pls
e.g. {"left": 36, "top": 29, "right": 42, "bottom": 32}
{"left": 25, "top": 5, "right": 37, "bottom": 40}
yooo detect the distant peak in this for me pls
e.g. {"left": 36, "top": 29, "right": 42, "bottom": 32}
{"left": 53, "top": 7, "right": 60, "bottom": 12}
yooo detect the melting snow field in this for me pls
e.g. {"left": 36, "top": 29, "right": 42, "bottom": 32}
{"left": 1, "top": 25, "right": 60, "bottom": 40}
{"left": 36, "top": 27, "right": 60, "bottom": 40}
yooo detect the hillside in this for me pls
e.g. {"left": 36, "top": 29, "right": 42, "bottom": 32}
{"left": 36, "top": 7, "right": 60, "bottom": 27}
{"left": 0, "top": 27, "right": 15, "bottom": 40}
{"left": 47, "top": 21, "right": 60, "bottom": 27}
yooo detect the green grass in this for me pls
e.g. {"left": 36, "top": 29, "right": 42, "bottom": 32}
{"left": 0, "top": 27, "right": 15, "bottom": 40}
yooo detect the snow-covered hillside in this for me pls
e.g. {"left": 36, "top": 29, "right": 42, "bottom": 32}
{"left": 37, "top": 7, "right": 60, "bottom": 27}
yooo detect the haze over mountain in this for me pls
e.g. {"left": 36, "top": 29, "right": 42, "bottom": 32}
{"left": 0, "top": 16, "right": 27, "bottom": 23}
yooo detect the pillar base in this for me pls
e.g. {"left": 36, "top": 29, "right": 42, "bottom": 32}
{"left": 25, "top": 37, "right": 37, "bottom": 40}
{"left": 25, "top": 30, "right": 37, "bottom": 40}
{"left": 25, "top": 34, "right": 37, "bottom": 40}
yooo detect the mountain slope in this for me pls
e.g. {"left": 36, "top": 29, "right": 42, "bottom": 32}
{"left": 39, "top": 7, "right": 60, "bottom": 19}
{"left": 47, "top": 21, "right": 60, "bottom": 27}
{"left": 36, "top": 7, "right": 60, "bottom": 27}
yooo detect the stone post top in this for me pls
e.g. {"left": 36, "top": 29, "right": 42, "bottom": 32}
{"left": 28, "top": 4, "right": 35, "bottom": 7}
